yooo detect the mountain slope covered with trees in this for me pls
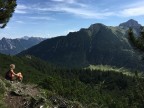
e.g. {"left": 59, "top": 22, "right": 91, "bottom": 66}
{"left": 19, "top": 21, "right": 144, "bottom": 71}
{"left": 0, "top": 54, "right": 144, "bottom": 107}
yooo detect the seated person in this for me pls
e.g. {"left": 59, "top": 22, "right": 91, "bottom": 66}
{"left": 5, "top": 64, "right": 23, "bottom": 82}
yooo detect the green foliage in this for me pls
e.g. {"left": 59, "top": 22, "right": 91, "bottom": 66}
{"left": 0, "top": 54, "right": 55, "bottom": 83}
{"left": 0, "top": 53, "right": 144, "bottom": 107}
{"left": 128, "top": 28, "right": 136, "bottom": 45}
{"left": 0, "top": 79, "right": 6, "bottom": 108}
{"left": 0, "top": 79, "right": 6, "bottom": 94}
{"left": 39, "top": 68, "right": 144, "bottom": 107}
{"left": 0, "top": 0, "right": 17, "bottom": 28}
{"left": 128, "top": 27, "right": 144, "bottom": 51}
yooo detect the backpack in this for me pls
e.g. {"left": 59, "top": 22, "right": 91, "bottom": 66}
{"left": 5, "top": 70, "right": 11, "bottom": 80}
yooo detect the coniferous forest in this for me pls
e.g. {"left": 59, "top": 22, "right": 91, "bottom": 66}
{"left": 0, "top": 54, "right": 144, "bottom": 107}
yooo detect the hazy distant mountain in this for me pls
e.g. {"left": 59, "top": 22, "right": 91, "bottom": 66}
{"left": 119, "top": 19, "right": 142, "bottom": 36}
{"left": 19, "top": 20, "right": 144, "bottom": 70}
{"left": 21, "top": 36, "right": 30, "bottom": 40}
{"left": 0, "top": 36, "right": 46, "bottom": 55}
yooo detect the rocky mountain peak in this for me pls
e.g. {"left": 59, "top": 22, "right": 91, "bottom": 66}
{"left": 119, "top": 19, "right": 142, "bottom": 28}
{"left": 119, "top": 19, "right": 142, "bottom": 36}
{"left": 21, "top": 36, "right": 30, "bottom": 40}
{"left": 1, "top": 37, "right": 7, "bottom": 41}
{"left": 88, "top": 23, "right": 107, "bottom": 33}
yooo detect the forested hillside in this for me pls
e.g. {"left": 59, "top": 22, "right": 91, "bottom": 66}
{"left": 0, "top": 54, "right": 144, "bottom": 107}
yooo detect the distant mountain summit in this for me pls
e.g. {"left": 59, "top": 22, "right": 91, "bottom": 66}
{"left": 119, "top": 19, "right": 142, "bottom": 36}
{"left": 21, "top": 36, "right": 45, "bottom": 41}
{"left": 119, "top": 19, "right": 141, "bottom": 27}
{"left": 21, "top": 36, "right": 30, "bottom": 40}
{"left": 0, "top": 37, "right": 46, "bottom": 55}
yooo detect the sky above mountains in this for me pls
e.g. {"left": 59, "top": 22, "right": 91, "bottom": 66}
{"left": 1, "top": 0, "right": 144, "bottom": 39}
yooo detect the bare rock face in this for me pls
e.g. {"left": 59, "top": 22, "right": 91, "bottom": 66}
{"left": 4, "top": 81, "right": 47, "bottom": 108}
{"left": 1, "top": 78, "right": 85, "bottom": 108}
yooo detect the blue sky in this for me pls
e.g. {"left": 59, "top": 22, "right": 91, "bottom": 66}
{"left": 1, "top": 0, "right": 144, "bottom": 39}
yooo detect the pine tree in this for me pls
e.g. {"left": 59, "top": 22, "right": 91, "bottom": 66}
{"left": 128, "top": 27, "right": 144, "bottom": 50}
{"left": 128, "top": 27, "right": 136, "bottom": 45}
{"left": 0, "top": 0, "right": 17, "bottom": 28}
{"left": 140, "top": 27, "right": 144, "bottom": 39}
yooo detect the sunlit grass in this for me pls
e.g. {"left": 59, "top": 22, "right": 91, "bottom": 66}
{"left": 86, "top": 65, "right": 143, "bottom": 77}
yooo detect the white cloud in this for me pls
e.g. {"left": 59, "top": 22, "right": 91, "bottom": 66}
{"left": 123, "top": 1, "right": 144, "bottom": 8}
{"left": 15, "top": 4, "right": 28, "bottom": 14}
{"left": 120, "top": 7, "right": 144, "bottom": 17}
{"left": 28, "top": 16, "right": 55, "bottom": 20}
{"left": 17, "top": 5, "right": 28, "bottom": 10}
{"left": 5, "top": 26, "right": 11, "bottom": 29}
{"left": 35, "top": 3, "right": 114, "bottom": 19}
{"left": 51, "top": 0, "right": 77, "bottom": 4}
{"left": 51, "top": 0, "right": 87, "bottom": 8}
{"left": 59, "top": 7, "right": 114, "bottom": 19}
{"left": 14, "top": 0, "right": 144, "bottom": 20}
{"left": 17, "top": 0, "right": 144, "bottom": 19}
{"left": 14, "top": 1, "right": 114, "bottom": 19}
{"left": 119, "top": 1, "right": 144, "bottom": 17}
{"left": 51, "top": 0, "right": 66, "bottom": 2}
{"left": 15, "top": 21, "right": 25, "bottom": 24}
{"left": 15, "top": 10, "right": 27, "bottom": 14}
{"left": 36, "top": 8, "right": 55, "bottom": 11}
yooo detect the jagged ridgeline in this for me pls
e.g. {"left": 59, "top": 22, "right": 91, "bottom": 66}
{"left": 0, "top": 0, "right": 17, "bottom": 28}
{"left": 0, "top": 37, "right": 46, "bottom": 55}
{"left": 0, "top": 53, "right": 144, "bottom": 107}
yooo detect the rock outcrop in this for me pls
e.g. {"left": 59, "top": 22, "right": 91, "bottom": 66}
{"left": 0, "top": 78, "right": 85, "bottom": 108}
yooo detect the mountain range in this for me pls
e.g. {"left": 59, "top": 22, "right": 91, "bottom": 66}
{"left": 0, "top": 36, "right": 46, "bottom": 55}
{"left": 19, "top": 19, "right": 144, "bottom": 70}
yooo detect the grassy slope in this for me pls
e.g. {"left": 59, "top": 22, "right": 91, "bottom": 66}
{"left": 87, "top": 65, "right": 143, "bottom": 76}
